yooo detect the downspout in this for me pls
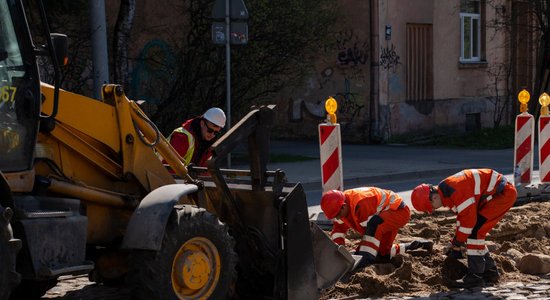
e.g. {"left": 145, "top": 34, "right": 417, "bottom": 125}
{"left": 369, "top": 0, "right": 381, "bottom": 142}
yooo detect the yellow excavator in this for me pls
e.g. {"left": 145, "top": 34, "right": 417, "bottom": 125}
{"left": 0, "top": 0, "right": 355, "bottom": 299}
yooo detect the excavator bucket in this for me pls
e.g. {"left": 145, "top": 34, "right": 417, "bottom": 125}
{"left": 284, "top": 185, "right": 356, "bottom": 292}
{"left": 310, "top": 222, "right": 357, "bottom": 289}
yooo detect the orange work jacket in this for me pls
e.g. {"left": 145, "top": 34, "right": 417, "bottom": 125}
{"left": 330, "top": 187, "right": 403, "bottom": 245}
{"left": 437, "top": 168, "right": 508, "bottom": 243}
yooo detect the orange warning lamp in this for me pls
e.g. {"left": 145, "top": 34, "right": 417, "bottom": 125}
{"left": 518, "top": 89, "right": 530, "bottom": 113}
{"left": 539, "top": 92, "right": 550, "bottom": 116}
{"left": 325, "top": 97, "right": 338, "bottom": 124}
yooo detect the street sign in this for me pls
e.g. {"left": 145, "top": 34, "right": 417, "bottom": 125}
{"left": 212, "top": 22, "right": 249, "bottom": 45}
{"left": 212, "top": 23, "right": 226, "bottom": 44}
{"left": 212, "top": 0, "right": 249, "bottom": 20}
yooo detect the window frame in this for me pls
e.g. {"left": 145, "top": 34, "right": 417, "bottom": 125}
{"left": 460, "top": 12, "right": 481, "bottom": 63}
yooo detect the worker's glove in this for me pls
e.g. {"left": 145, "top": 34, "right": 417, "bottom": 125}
{"left": 448, "top": 247, "right": 463, "bottom": 259}
{"left": 444, "top": 238, "right": 465, "bottom": 259}
{"left": 355, "top": 251, "right": 376, "bottom": 269}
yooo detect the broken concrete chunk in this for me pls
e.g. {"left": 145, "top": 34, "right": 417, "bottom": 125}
{"left": 517, "top": 253, "right": 550, "bottom": 274}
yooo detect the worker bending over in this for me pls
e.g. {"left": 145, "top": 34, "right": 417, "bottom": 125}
{"left": 321, "top": 187, "right": 431, "bottom": 269}
{"left": 411, "top": 168, "right": 516, "bottom": 287}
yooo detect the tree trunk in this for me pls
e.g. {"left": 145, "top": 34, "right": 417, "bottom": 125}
{"left": 113, "top": 0, "right": 136, "bottom": 92}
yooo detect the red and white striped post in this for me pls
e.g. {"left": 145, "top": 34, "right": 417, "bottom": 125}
{"left": 319, "top": 97, "right": 343, "bottom": 192}
{"left": 514, "top": 89, "right": 534, "bottom": 186}
{"left": 538, "top": 92, "right": 550, "bottom": 183}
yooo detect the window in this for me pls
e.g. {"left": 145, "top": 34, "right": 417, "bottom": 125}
{"left": 460, "top": 0, "right": 481, "bottom": 62}
{"left": 0, "top": 2, "right": 39, "bottom": 171}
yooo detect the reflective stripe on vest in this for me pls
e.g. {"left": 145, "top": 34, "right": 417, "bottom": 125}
{"left": 168, "top": 127, "right": 195, "bottom": 165}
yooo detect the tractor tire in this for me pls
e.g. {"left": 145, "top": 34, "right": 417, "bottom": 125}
{"left": 130, "top": 206, "right": 238, "bottom": 300}
{"left": 0, "top": 206, "right": 21, "bottom": 300}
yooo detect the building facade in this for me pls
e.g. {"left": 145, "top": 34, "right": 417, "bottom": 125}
{"left": 104, "top": 0, "right": 534, "bottom": 143}
{"left": 274, "top": 0, "right": 525, "bottom": 143}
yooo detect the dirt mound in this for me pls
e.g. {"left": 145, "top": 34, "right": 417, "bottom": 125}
{"left": 321, "top": 202, "right": 550, "bottom": 299}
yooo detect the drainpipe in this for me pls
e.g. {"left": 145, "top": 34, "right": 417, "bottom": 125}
{"left": 369, "top": 0, "right": 380, "bottom": 142}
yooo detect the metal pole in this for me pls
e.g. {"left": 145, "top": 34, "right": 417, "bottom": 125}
{"left": 88, "top": 0, "right": 109, "bottom": 100}
{"left": 225, "top": 0, "right": 232, "bottom": 168}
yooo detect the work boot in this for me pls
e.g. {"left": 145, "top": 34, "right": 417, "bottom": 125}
{"left": 482, "top": 267, "right": 500, "bottom": 283}
{"left": 452, "top": 272, "right": 484, "bottom": 288}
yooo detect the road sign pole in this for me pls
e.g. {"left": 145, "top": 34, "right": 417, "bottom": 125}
{"left": 225, "top": 0, "right": 232, "bottom": 168}
{"left": 212, "top": 0, "right": 249, "bottom": 168}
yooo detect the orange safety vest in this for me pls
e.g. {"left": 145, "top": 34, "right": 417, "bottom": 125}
{"left": 437, "top": 168, "right": 508, "bottom": 243}
{"left": 330, "top": 187, "right": 403, "bottom": 243}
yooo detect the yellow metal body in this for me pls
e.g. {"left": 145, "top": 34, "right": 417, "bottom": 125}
{"left": 33, "top": 83, "right": 188, "bottom": 244}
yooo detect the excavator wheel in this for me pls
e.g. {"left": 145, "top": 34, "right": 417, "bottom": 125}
{"left": 130, "top": 206, "right": 237, "bottom": 300}
{"left": 0, "top": 206, "right": 21, "bottom": 300}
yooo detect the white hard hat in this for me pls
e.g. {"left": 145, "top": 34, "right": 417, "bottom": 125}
{"left": 203, "top": 107, "right": 226, "bottom": 128}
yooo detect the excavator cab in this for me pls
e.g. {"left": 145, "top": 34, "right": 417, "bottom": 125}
{"left": 0, "top": 0, "right": 41, "bottom": 172}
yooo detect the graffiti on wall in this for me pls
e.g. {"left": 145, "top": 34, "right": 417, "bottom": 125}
{"left": 380, "top": 44, "right": 400, "bottom": 72}
{"left": 289, "top": 78, "right": 364, "bottom": 122}
{"left": 337, "top": 41, "right": 368, "bottom": 66}
{"left": 289, "top": 97, "right": 325, "bottom": 122}
{"left": 334, "top": 78, "right": 364, "bottom": 120}
{"left": 287, "top": 27, "right": 368, "bottom": 138}
{"left": 130, "top": 40, "right": 175, "bottom": 105}
{"left": 319, "top": 28, "right": 370, "bottom": 84}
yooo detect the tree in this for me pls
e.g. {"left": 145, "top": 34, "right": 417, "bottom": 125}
{"left": 29, "top": 0, "right": 339, "bottom": 135}
{"left": 113, "top": 0, "right": 136, "bottom": 90}
{"left": 484, "top": 0, "right": 550, "bottom": 124}
{"left": 152, "top": 0, "right": 340, "bottom": 134}
{"left": 27, "top": 0, "right": 94, "bottom": 94}
{"left": 502, "top": 1, "right": 550, "bottom": 116}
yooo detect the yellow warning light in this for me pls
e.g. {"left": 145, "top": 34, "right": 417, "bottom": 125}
{"left": 540, "top": 92, "right": 550, "bottom": 116}
{"left": 325, "top": 97, "right": 338, "bottom": 124}
{"left": 518, "top": 89, "right": 530, "bottom": 113}
{"left": 325, "top": 97, "right": 338, "bottom": 114}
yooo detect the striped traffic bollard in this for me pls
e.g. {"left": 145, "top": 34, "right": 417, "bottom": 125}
{"left": 514, "top": 90, "right": 534, "bottom": 186}
{"left": 515, "top": 114, "right": 534, "bottom": 186}
{"left": 538, "top": 92, "right": 550, "bottom": 183}
{"left": 539, "top": 115, "right": 550, "bottom": 182}
{"left": 319, "top": 123, "right": 343, "bottom": 192}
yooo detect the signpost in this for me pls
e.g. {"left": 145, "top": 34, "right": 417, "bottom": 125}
{"left": 212, "top": 0, "right": 249, "bottom": 167}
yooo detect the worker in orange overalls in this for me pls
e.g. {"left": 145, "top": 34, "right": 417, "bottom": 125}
{"left": 411, "top": 168, "right": 517, "bottom": 287}
{"left": 321, "top": 187, "right": 432, "bottom": 269}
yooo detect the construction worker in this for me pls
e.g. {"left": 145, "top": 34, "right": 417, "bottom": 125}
{"left": 321, "top": 188, "right": 432, "bottom": 269}
{"left": 168, "top": 107, "right": 226, "bottom": 167}
{"left": 411, "top": 168, "right": 516, "bottom": 287}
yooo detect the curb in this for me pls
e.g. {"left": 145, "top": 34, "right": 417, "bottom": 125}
{"left": 297, "top": 166, "right": 514, "bottom": 191}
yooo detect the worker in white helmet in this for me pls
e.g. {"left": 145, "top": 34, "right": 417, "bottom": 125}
{"left": 168, "top": 107, "right": 226, "bottom": 167}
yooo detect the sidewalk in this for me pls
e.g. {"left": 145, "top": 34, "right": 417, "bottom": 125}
{"left": 264, "top": 139, "right": 515, "bottom": 191}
